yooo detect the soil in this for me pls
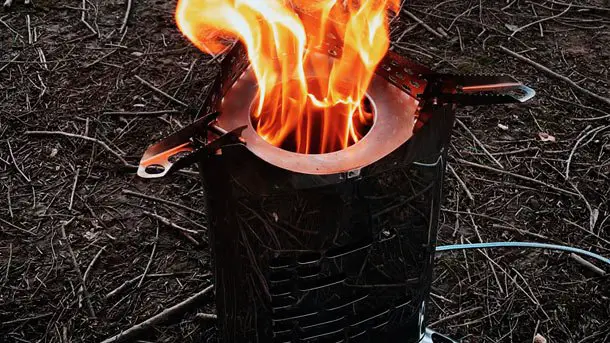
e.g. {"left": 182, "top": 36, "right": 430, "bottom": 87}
{"left": 1, "top": 0, "right": 609, "bottom": 342}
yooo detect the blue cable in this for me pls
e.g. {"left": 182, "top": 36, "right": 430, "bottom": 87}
{"left": 436, "top": 241, "right": 610, "bottom": 266}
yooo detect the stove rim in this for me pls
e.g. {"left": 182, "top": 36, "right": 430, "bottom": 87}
{"left": 218, "top": 61, "right": 420, "bottom": 176}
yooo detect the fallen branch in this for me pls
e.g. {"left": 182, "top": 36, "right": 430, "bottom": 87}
{"left": 499, "top": 46, "right": 610, "bottom": 107}
{"left": 100, "top": 284, "right": 214, "bottom": 343}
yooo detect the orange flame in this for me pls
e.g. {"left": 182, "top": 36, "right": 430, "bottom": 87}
{"left": 176, "top": 0, "right": 400, "bottom": 154}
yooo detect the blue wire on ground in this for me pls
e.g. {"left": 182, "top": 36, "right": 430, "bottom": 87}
{"left": 436, "top": 241, "right": 610, "bottom": 266}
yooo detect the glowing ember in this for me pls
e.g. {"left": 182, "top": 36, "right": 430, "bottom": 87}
{"left": 176, "top": 0, "right": 400, "bottom": 154}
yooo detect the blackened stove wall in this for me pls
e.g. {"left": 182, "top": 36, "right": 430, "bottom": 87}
{"left": 200, "top": 104, "right": 454, "bottom": 343}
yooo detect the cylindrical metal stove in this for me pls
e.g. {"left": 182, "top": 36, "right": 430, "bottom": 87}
{"left": 137, "top": 42, "right": 534, "bottom": 343}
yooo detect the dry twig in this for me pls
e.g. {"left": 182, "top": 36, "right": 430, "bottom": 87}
{"left": 119, "top": 0, "right": 133, "bottom": 33}
{"left": 456, "top": 118, "right": 504, "bottom": 169}
{"left": 402, "top": 9, "right": 444, "bottom": 39}
{"left": 122, "top": 189, "right": 206, "bottom": 217}
{"left": 500, "top": 46, "right": 610, "bottom": 107}
{"left": 60, "top": 220, "right": 96, "bottom": 318}
{"left": 569, "top": 253, "right": 606, "bottom": 276}
{"left": 454, "top": 158, "right": 578, "bottom": 196}
{"left": 100, "top": 284, "right": 214, "bottom": 343}
{"left": 137, "top": 223, "right": 159, "bottom": 288}
{"left": 135, "top": 75, "right": 188, "bottom": 107}
{"left": 25, "top": 130, "right": 132, "bottom": 167}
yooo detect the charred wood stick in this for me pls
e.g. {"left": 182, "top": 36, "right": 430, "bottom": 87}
{"left": 100, "top": 284, "right": 214, "bottom": 343}
{"left": 499, "top": 46, "right": 610, "bottom": 107}
{"left": 135, "top": 75, "right": 188, "bottom": 107}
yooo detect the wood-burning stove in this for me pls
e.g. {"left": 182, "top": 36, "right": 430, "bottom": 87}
{"left": 137, "top": 41, "right": 534, "bottom": 342}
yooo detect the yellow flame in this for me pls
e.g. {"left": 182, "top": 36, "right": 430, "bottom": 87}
{"left": 176, "top": 0, "right": 400, "bottom": 154}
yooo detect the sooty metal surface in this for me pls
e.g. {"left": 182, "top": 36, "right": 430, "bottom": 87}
{"left": 201, "top": 100, "right": 454, "bottom": 342}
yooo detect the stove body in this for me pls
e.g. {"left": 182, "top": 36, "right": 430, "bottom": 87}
{"left": 202, "top": 105, "right": 452, "bottom": 343}
{"left": 138, "top": 40, "right": 534, "bottom": 343}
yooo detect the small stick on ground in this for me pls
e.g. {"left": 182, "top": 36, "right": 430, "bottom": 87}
{"left": 500, "top": 46, "right": 610, "bottom": 107}
{"left": 105, "top": 272, "right": 199, "bottom": 299}
{"left": 100, "top": 284, "right": 214, "bottom": 343}
{"left": 83, "top": 245, "right": 106, "bottom": 283}
{"left": 5, "top": 243, "right": 12, "bottom": 280}
{"left": 7, "top": 140, "right": 31, "bottom": 182}
{"left": 81, "top": 0, "right": 97, "bottom": 34}
{"left": 103, "top": 110, "right": 180, "bottom": 116}
{"left": 447, "top": 163, "right": 474, "bottom": 201}
{"left": 60, "top": 220, "right": 96, "bottom": 318}
{"left": 25, "top": 131, "right": 132, "bottom": 168}
{"left": 509, "top": 4, "right": 571, "bottom": 37}
{"left": 429, "top": 306, "right": 483, "bottom": 327}
{"left": 456, "top": 118, "right": 504, "bottom": 169}
{"left": 569, "top": 253, "right": 606, "bottom": 276}
{"left": 69, "top": 168, "right": 80, "bottom": 210}
{"left": 454, "top": 158, "right": 578, "bottom": 196}
{"left": 122, "top": 189, "right": 206, "bottom": 217}
{"left": 137, "top": 222, "right": 159, "bottom": 288}
{"left": 143, "top": 211, "right": 200, "bottom": 245}
{"left": 119, "top": 0, "right": 132, "bottom": 33}
{"left": 402, "top": 9, "right": 444, "bottom": 39}
{"left": 135, "top": 75, "right": 188, "bottom": 107}
{"left": 195, "top": 313, "right": 217, "bottom": 320}
{"left": 565, "top": 125, "right": 609, "bottom": 179}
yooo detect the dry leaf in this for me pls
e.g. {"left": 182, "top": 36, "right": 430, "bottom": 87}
{"left": 533, "top": 334, "right": 547, "bottom": 343}
{"left": 538, "top": 132, "right": 556, "bottom": 142}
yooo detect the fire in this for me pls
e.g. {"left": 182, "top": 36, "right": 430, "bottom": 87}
{"left": 176, "top": 0, "right": 400, "bottom": 154}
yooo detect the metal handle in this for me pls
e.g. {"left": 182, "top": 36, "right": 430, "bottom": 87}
{"left": 137, "top": 112, "right": 245, "bottom": 179}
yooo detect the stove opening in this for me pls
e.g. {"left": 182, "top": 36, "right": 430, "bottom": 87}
{"left": 249, "top": 77, "right": 375, "bottom": 155}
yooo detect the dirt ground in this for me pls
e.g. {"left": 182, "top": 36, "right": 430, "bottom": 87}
{"left": 1, "top": 0, "right": 609, "bottom": 342}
